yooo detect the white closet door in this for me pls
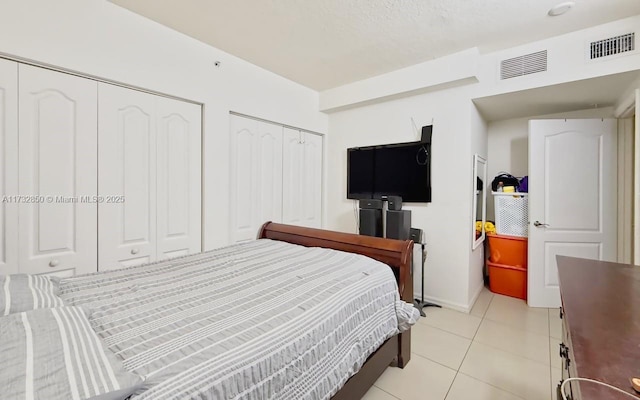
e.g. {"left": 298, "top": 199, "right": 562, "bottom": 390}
{"left": 230, "top": 115, "right": 259, "bottom": 242}
{"left": 156, "top": 97, "right": 202, "bottom": 260}
{"left": 301, "top": 132, "right": 323, "bottom": 228}
{"left": 0, "top": 59, "right": 18, "bottom": 274}
{"left": 255, "top": 121, "right": 283, "bottom": 227}
{"left": 18, "top": 65, "right": 98, "bottom": 276}
{"left": 282, "top": 127, "right": 304, "bottom": 225}
{"left": 98, "top": 83, "right": 156, "bottom": 270}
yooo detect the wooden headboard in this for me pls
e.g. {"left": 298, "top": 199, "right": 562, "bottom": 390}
{"left": 258, "top": 222, "right": 413, "bottom": 302}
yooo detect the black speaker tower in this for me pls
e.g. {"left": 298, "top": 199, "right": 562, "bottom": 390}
{"left": 358, "top": 199, "right": 383, "bottom": 237}
{"left": 386, "top": 210, "right": 411, "bottom": 240}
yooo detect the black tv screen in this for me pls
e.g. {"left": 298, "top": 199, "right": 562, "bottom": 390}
{"left": 347, "top": 148, "right": 375, "bottom": 199}
{"left": 347, "top": 142, "right": 431, "bottom": 202}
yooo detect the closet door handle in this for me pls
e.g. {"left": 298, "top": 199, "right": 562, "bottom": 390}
{"left": 49, "top": 259, "right": 60, "bottom": 267}
{"left": 131, "top": 248, "right": 140, "bottom": 255}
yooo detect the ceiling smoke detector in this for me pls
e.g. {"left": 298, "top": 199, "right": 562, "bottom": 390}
{"left": 548, "top": 2, "right": 575, "bottom": 16}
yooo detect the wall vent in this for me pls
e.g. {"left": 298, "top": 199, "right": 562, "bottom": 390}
{"left": 500, "top": 50, "right": 547, "bottom": 80}
{"left": 590, "top": 32, "right": 635, "bottom": 59}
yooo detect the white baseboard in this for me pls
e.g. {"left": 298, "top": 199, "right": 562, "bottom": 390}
{"left": 414, "top": 295, "right": 470, "bottom": 314}
{"left": 467, "top": 282, "right": 485, "bottom": 312}
{"left": 414, "top": 283, "right": 485, "bottom": 314}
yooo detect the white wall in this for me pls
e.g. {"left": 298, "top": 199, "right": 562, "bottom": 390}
{"left": 468, "top": 104, "right": 488, "bottom": 307}
{"left": 325, "top": 15, "right": 640, "bottom": 312}
{"left": 0, "top": 0, "right": 328, "bottom": 250}
{"left": 327, "top": 86, "right": 476, "bottom": 310}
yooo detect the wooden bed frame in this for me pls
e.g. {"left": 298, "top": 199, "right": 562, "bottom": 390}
{"left": 258, "top": 222, "right": 414, "bottom": 400}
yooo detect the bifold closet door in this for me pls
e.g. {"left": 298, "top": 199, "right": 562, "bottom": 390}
{"left": 0, "top": 59, "right": 18, "bottom": 275}
{"left": 282, "top": 129, "right": 322, "bottom": 228}
{"left": 98, "top": 83, "right": 157, "bottom": 270}
{"left": 18, "top": 65, "right": 98, "bottom": 277}
{"left": 301, "top": 132, "right": 323, "bottom": 228}
{"left": 282, "top": 128, "right": 304, "bottom": 226}
{"left": 156, "top": 96, "right": 202, "bottom": 259}
{"left": 229, "top": 115, "right": 282, "bottom": 243}
{"left": 230, "top": 115, "right": 259, "bottom": 242}
{"left": 256, "top": 121, "right": 283, "bottom": 228}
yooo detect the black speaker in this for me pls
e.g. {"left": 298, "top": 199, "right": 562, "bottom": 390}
{"left": 387, "top": 196, "right": 402, "bottom": 211}
{"left": 386, "top": 210, "right": 411, "bottom": 240}
{"left": 410, "top": 228, "right": 422, "bottom": 244}
{"left": 359, "top": 199, "right": 383, "bottom": 209}
{"left": 359, "top": 209, "right": 382, "bottom": 237}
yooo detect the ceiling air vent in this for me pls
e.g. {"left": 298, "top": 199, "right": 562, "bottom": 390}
{"left": 500, "top": 50, "right": 547, "bottom": 80}
{"left": 590, "top": 32, "right": 635, "bottom": 59}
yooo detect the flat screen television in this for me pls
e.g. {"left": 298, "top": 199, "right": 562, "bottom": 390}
{"left": 347, "top": 141, "right": 431, "bottom": 202}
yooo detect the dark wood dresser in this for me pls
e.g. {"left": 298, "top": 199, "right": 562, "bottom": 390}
{"left": 557, "top": 256, "right": 640, "bottom": 400}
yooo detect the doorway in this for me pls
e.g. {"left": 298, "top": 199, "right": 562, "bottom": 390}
{"left": 527, "top": 119, "right": 617, "bottom": 308}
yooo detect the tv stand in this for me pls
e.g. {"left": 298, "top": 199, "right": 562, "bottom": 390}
{"left": 413, "top": 242, "right": 440, "bottom": 317}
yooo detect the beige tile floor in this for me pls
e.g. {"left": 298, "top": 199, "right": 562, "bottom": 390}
{"left": 363, "top": 287, "right": 563, "bottom": 400}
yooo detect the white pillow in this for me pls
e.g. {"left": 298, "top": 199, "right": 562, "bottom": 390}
{"left": 0, "top": 274, "right": 64, "bottom": 316}
{"left": 0, "top": 306, "right": 144, "bottom": 400}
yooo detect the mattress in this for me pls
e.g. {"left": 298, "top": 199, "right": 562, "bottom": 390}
{"left": 58, "top": 239, "right": 419, "bottom": 400}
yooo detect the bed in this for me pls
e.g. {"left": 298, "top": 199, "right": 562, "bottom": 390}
{"left": 257, "top": 222, "right": 416, "bottom": 400}
{"left": 54, "top": 222, "right": 418, "bottom": 400}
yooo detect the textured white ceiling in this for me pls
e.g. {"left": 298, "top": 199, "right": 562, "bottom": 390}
{"left": 110, "top": 0, "right": 640, "bottom": 90}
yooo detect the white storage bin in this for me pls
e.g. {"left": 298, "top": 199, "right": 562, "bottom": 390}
{"left": 493, "top": 192, "right": 528, "bottom": 237}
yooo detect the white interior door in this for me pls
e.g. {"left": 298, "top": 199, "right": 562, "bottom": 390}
{"left": 301, "top": 132, "right": 323, "bottom": 228}
{"left": 18, "top": 65, "right": 98, "bottom": 276}
{"left": 635, "top": 89, "right": 640, "bottom": 265}
{"left": 156, "top": 97, "right": 201, "bottom": 260}
{"left": 0, "top": 59, "right": 18, "bottom": 275}
{"left": 528, "top": 119, "right": 617, "bottom": 307}
{"left": 98, "top": 83, "right": 156, "bottom": 270}
{"left": 229, "top": 115, "right": 259, "bottom": 242}
{"left": 282, "top": 127, "right": 304, "bottom": 225}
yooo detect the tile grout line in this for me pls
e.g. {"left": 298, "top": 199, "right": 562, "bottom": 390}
{"left": 442, "top": 369, "right": 461, "bottom": 398}
{"left": 480, "top": 290, "right": 494, "bottom": 319}
{"left": 470, "top": 337, "right": 553, "bottom": 368}
{"left": 441, "top": 290, "right": 495, "bottom": 400}
{"left": 472, "top": 305, "right": 555, "bottom": 368}
{"left": 372, "top": 384, "right": 402, "bottom": 400}
{"left": 455, "top": 340, "right": 548, "bottom": 400}
{"left": 373, "top": 298, "right": 489, "bottom": 400}
{"left": 456, "top": 372, "right": 528, "bottom": 400}
{"left": 418, "top": 320, "right": 478, "bottom": 341}
{"left": 454, "top": 367, "right": 539, "bottom": 400}
{"left": 480, "top": 310, "right": 550, "bottom": 337}
{"left": 410, "top": 351, "right": 460, "bottom": 372}
{"left": 452, "top": 292, "right": 551, "bottom": 400}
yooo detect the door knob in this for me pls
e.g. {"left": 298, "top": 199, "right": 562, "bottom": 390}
{"left": 533, "top": 221, "right": 549, "bottom": 227}
{"left": 49, "top": 259, "right": 59, "bottom": 267}
{"left": 131, "top": 248, "right": 140, "bottom": 255}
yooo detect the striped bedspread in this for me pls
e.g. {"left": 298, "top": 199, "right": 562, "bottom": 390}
{"left": 58, "top": 239, "right": 419, "bottom": 400}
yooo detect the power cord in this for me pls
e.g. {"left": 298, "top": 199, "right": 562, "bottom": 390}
{"left": 561, "top": 378, "right": 638, "bottom": 399}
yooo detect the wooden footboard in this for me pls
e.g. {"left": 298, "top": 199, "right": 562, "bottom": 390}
{"left": 258, "top": 222, "right": 414, "bottom": 399}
